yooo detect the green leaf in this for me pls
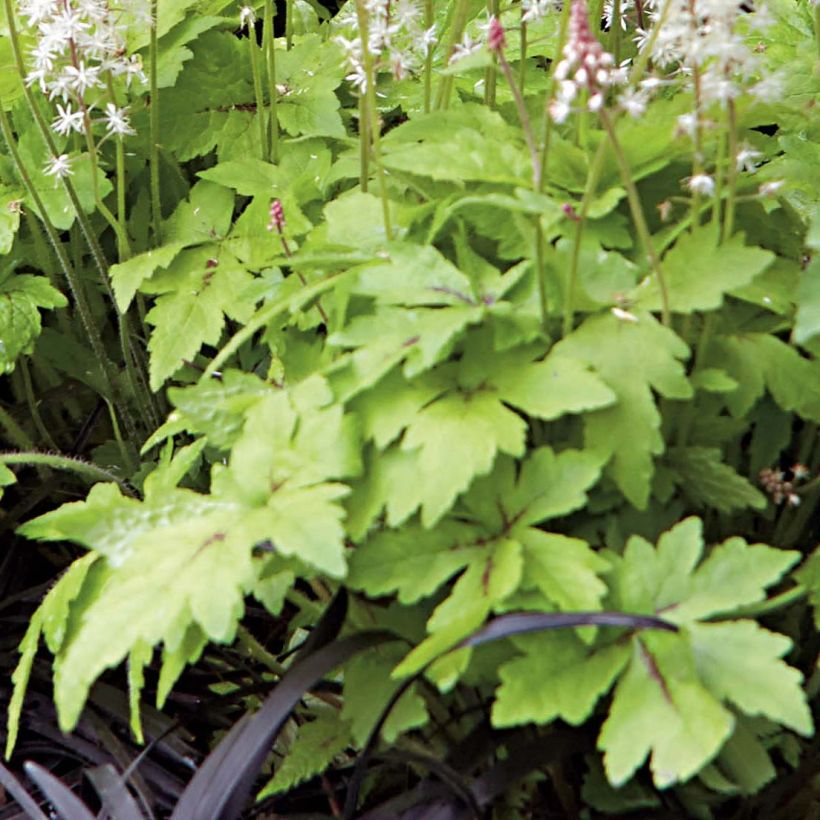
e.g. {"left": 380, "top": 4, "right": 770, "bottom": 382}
{"left": 493, "top": 631, "right": 629, "bottom": 727}
{"left": 48, "top": 504, "right": 253, "bottom": 730}
{"left": 165, "top": 371, "right": 274, "bottom": 449}
{"left": 795, "top": 548, "right": 820, "bottom": 629}
{"left": 0, "top": 272, "right": 67, "bottom": 374}
{"left": 258, "top": 709, "right": 351, "bottom": 799}
{"left": 635, "top": 229, "right": 774, "bottom": 314}
{"left": 794, "top": 256, "right": 820, "bottom": 346}
{"left": 0, "top": 185, "right": 22, "bottom": 253}
{"left": 394, "top": 538, "right": 523, "bottom": 680}
{"left": 599, "top": 632, "right": 735, "bottom": 789}
{"left": 382, "top": 104, "right": 531, "bottom": 186}
{"left": 6, "top": 554, "right": 98, "bottom": 756}
{"left": 552, "top": 313, "right": 692, "bottom": 508}
{"left": 517, "top": 529, "right": 609, "bottom": 612}
{"left": 275, "top": 36, "right": 345, "bottom": 138}
{"left": 109, "top": 242, "right": 186, "bottom": 313}
{"left": 498, "top": 447, "right": 604, "bottom": 528}
{"left": 127, "top": 640, "right": 152, "bottom": 743}
{"left": 688, "top": 621, "right": 812, "bottom": 735}
{"left": 666, "top": 447, "right": 767, "bottom": 513}
{"left": 670, "top": 536, "right": 800, "bottom": 623}
{"left": 144, "top": 246, "right": 254, "bottom": 389}
{"left": 401, "top": 388, "right": 526, "bottom": 527}
{"left": 6, "top": 608, "right": 44, "bottom": 759}
{"left": 348, "top": 521, "right": 482, "bottom": 604}
{"left": 342, "top": 645, "right": 427, "bottom": 746}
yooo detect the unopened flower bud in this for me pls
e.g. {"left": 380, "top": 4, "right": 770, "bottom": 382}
{"left": 267, "top": 199, "right": 285, "bottom": 233}
{"left": 487, "top": 16, "right": 506, "bottom": 53}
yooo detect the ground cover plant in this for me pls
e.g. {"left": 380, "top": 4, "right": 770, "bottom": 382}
{"left": 0, "top": 0, "right": 819, "bottom": 816}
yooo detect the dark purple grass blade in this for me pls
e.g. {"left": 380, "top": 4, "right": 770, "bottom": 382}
{"left": 460, "top": 610, "right": 678, "bottom": 649}
{"left": 344, "top": 609, "right": 675, "bottom": 817}
{"left": 171, "top": 630, "right": 396, "bottom": 820}
{"left": 23, "top": 761, "right": 95, "bottom": 820}
{"left": 0, "top": 760, "right": 49, "bottom": 820}
{"left": 85, "top": 763, "right": 146, "bottom": 820}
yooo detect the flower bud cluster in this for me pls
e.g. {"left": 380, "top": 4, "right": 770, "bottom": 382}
{"left": 759, "top": 464, "right": 810, "bottom": 507}
{"left": 335, "top": 0, "right": 437, "bottom": 90}
{"left": 549, "top": 0, "right": 626, "bottom": 123}
{"left": 19, "top": 0, "right": 147, "bottom": 146}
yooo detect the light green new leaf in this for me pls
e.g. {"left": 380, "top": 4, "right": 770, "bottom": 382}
{"left": 6, "top": 553, "right": 98, "bottom": 758}
{"left": 488, "top": 352, "right": 616, "bottom": 421}
{"left": 671, "top": 536, "right": 800, "bottom": 623}
{"left": 402, "top": 390, "right": 526, "bottom": 527}
{"left": 599, "top": 633, "right": 734, "bottom": 789}
{"left": 688, "top": 621, "right": 812, "bottom": 735}
{"left": 501, "top": 447, "right": 604, "bottom": 527}
{"left": 635, "top": 229, "right": 774, "bottom": 314}
{"left": 493, "top": 631, "right": 629, "bottom": 727}
{"left": 52, "top": 508, "right": 253, "bottom": 730}
{"left": 394, "top": 539, "right": 522, "bottom": 679}
{"left": 145, "top": 246, "right": 254, "bottom": 389}
{"left": 552, "top": 313, "right": 692, "bottom": 508}
{"left": 517, "top": 529, "right": 609, "bottom": 612}
{"left": 258, "top": 710, "right": 352, "bottom": 799}
{"left": 164, "top": 371, "right": 274, "bottom": 449}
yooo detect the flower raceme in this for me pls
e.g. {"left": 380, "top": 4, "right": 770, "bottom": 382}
{"left": 18, "top": 0, "right": 146, "bottom": 163}
{"left": 549, "top": 0, "right": 627, "bottom": 123}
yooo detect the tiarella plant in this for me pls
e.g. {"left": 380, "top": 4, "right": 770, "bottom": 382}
{"left": 1, "top": 0, "right": 819, "bottom": 815}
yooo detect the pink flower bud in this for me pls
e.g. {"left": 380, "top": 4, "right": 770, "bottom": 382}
{"left": 487, "top": 16, "right": 506, "bottom": 53}
{"left": 268, "top": 198, "right": 285, "bottom": 233}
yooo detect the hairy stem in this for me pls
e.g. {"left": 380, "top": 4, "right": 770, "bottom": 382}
{"left": 0, "top": 450, "right": 130, "bottom": 487}
{"left": 149, "top": 0, "right": 162, "bottom": 241}
{"left": 248, "top": 23, "right": 269, "bottom": 161}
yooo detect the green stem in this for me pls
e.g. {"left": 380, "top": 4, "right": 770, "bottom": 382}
{"left": 358, "top": 94, "right": 369, "bottom": 192}
{"left": 236, "top": 625, "right": 287, "bottom": 676}
{"left": 538, "top": 0, "right": 571, "bottom": 191}
{"left": 0, "top": 451, "right": 130, "bottom": 487}
{"left": 355, "top": 0, "right": 392, "bottom": 240}
{"left": 727, "top": 585, "right": 806, "bottom": 620}
{"left": 435, "top": 0, "right": 470, "bottom": 110}
{"left": 149, "top": 0, "right": 162, "bottom": 241}
{"left": 599, "top": 109, "right": 670, "bottom": 326}
{"left": 264, "top": 0, "right": 279, "bottom": 162}
{"left": 722, "top": 97, "right": 738, "bottom": 240}
{"left": 609, "top": 0, "right": 621, "bottom": 63}
{"left": 285, "top": 0, "right": 294, "bottom": 49}
{"left": 497, "top": 51, "right": 540, "bottom": 189}
{"left": 248, "top": 25, "right": 269, "bottom": 161}
{"left": 519, "top": 16, "right": 527, "bottom": 94}
{"left": 423, "top": 0, "right": 434, "bottom": 112}
{"left": 534, "top": 219, "right": 548, "bottom": 330}
{"left": 484, "top": 0, "right": 498, "bottom": 108}
{"left": 0, "top": 100, "right": 136, "bottom": 440}
{"left": 563, "top": 141, "right": 606, "bottom": 338}
{"left": 0, "top": 404, "right": 35, "bottom": 451}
